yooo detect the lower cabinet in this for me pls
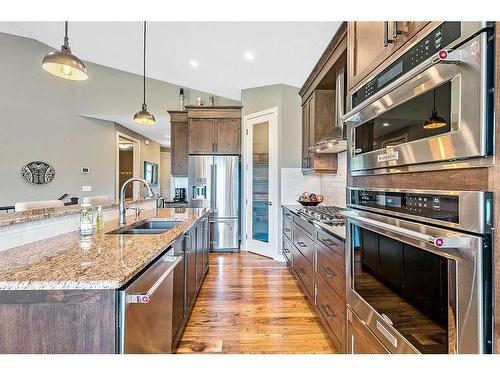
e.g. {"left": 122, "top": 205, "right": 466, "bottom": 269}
{"left": 282, "top": 207, "right": 347, "bottom": 353}
{"left": 347, "top": 309, "right": 390, "bottom": 354}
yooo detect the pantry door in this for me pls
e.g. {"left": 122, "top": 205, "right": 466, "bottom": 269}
{"left": 243, "top": 107, "right": 278, "bottom": 259}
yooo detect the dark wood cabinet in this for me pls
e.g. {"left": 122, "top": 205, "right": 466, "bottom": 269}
{"left": 282, "top": 207, "right": 347, "bottom": 352}
{"left": 214, "top": 118, "right": 241, "bottom": 154}
{"left": 185, "top": 230, "right": 197, "bottom": 310}
{"left": 347, "top": 309, "right": 389, "bottom": 354}
{"left": 168, "top": 111, "right": 189, "bottom": 177}
{"left": 301, "top": 91, "right": 338, "bottom": 174}
{"left": 186, "top": 106, "right": 242, "bottom": 155}
{"left": 347, "top": 21, "right": 432, "bottom": 92}
{"left": 188, "top": 118, "right": 215, "bottom": 154}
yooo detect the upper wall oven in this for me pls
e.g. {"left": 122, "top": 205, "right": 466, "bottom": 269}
{"left": 343, "top": 22, "right": 495, "bottom": 175}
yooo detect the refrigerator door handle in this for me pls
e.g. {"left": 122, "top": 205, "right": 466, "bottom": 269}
{"left": 212, "top": 163, "right": 217, "bottom": 214}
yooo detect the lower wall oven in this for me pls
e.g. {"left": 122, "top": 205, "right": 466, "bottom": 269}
{"left": 345, "top": 188, "right": 493, "bottom": 354}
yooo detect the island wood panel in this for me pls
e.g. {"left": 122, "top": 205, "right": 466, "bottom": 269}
{"left": 0, "top": 289, "right": 115, "bottom": 354}
{"left": 490, "top": 22, "right": 500, "bottom": 354}
{"left": 176, "top": 252, "right": 336, "bottom": 354}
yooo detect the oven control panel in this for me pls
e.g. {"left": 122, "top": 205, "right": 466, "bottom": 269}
{"left": 351, "top": 22, "right": 461, "bottom": 108}
{"left": 350, "top": 189, "right": 459, "bottom": 224}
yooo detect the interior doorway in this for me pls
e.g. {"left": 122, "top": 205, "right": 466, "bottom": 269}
{"left": 243, "top": 107, "right": 278, "bottom": 259}
{"left": 115, "top": 132, "right": 141, "bottom": 200}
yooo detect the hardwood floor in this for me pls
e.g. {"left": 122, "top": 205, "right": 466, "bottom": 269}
{"left": 176, "top": 251, "right": 336, "bottom": 354}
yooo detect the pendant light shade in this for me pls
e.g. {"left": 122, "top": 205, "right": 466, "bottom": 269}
{"left": 41, "top": 22, "right": 88, "bottom": 81}
{"left": 134, "top": 21, "right": 156, "bottom": 125}
{"left": 423, "top": 89, "right": 447, "bottom": 129}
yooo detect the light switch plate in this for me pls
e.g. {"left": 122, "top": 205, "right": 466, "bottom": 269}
{"left": 82, "top": 185, "right": 92, "bottom": 192}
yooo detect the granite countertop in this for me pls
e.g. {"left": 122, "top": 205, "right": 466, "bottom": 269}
{"left": 282, "top": 204, "right": 346, "bottom": 240}
{"left": 0, "top": 207, "right": 209, "bottom": 291}
{"left": 0, "top": 198, "right": 154, "bottom": 227}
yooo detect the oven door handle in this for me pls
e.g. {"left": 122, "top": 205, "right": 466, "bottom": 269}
{"left": 346, "top": 213, "right": 465, "bottom": 249}
{"left": 342, "top": 48, "right": 463, "bottom": 121}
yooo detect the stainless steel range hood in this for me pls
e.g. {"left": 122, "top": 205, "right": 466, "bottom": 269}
{"left": 309, "top": 67, "right": 347, "bottom": 154}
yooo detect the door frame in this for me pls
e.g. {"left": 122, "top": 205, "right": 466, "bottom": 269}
{"left": 243, "top": 107, "right": 279, "bottom": 259}
{"left": 115, "top": 131, "right": 141, "bottom": 200}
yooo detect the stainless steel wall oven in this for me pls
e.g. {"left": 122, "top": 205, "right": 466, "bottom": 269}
{"left": 343, "top": 22, "right": 495, "bottom": 175}
{"left": 345, "top": 188, "right": 493, "bottom": 354}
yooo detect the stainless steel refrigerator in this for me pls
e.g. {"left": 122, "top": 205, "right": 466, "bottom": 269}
{"left": 188, "top": 155, "right": 240, "bottom": 252}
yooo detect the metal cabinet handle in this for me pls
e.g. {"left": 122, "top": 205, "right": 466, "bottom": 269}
{"left": 284, "top": 228, "right": 291, "bottom": 233}
{"left": 298, "top": 268, "right": 306, "bottom": 276}
{"left": 322, "top": 304, "right": 335, "bottom": 320}
{"left": 320, "top": 265, "right": 336, "bottom": 278}
{"left": 284, "top": 248, "right": 291, "bottom": 254}
{"left": 383, "top": 21, "right": 394, "bottom": 47}
{"left": 392, "top": 21, "right": 402, "bottom": 39}
{"left": 322, "top": 238, "right": 335, "bottom": 245}
{"left": 297, "top": 241, "right": 307, "bottom": 248}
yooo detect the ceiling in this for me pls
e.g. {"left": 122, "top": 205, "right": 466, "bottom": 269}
{"left": 0, "top": 22, "right": 341, "bottom": 146}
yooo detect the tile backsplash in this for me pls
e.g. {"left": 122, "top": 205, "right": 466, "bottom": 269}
{"left": 280, "top": 151, "right": 347, "bottom": 208}
{"left": 319, "top": 151, "right": 347, "bottom": 208}
{"left": 0, "top": 200, "right": 156, "bottom": 252}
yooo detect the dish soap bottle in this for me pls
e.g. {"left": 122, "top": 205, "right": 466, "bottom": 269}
{"left": 79, "top": 204, "right": 93, "bottom": 236}
{"left": 96, "top": 205, "right": 105, "bottom": 231}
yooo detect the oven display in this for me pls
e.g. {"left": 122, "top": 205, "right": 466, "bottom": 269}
{"left": 352, "top": 190, "right": 459, "bottom": 224}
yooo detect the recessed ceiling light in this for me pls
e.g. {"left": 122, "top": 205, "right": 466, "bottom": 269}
{"left": 382, "top": 122, "right": 391, "bottom": 127}
{"left": 244, "top": 51, "right": 255, "bottom": 61}
{"left": 189, "top": 60, "right": 199, "bottom": 68}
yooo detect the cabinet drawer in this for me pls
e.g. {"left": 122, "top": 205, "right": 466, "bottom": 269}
{"left": 283, "top": 208, "right": 294, "bottom": 221}
{"left": 292, "top": 246, "right": 314, "bottom": 300}
{"left": 282, "top": 237, "right": 292, "bottom": 266}
{"left": 316, "top": 276, "right": 345, "bottom": 349}
{"left": 347, "top": 309, "right": 389, "bottom": 354}
{"left": 316, "top": 229, "right": 345, "bottom": 264}
{"left": 292, "top": 214, "right": 314, "bottom": 237}
{"left": 293, "top": 226, "right": 314, "bottom": 265}
{"left": 283, "top": 217, "right": 293, "bottom": 241}
{"left": 316, "top": 245, "right": 345, "bottom": 301}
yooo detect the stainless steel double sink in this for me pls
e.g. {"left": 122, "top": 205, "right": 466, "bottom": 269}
{"left": 107, "top": 219, "right": 181, "bottom": 235}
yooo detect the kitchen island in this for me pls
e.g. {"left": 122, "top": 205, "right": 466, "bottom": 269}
{"left": 0, "top": 207, "right": 210, "bottom": 354}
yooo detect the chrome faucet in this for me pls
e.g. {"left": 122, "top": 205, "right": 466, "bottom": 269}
{"left": 119, "top": 177, "right": 155, "bottom": 225}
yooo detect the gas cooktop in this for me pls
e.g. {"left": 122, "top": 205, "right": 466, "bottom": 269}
{"left": 297, "top": 206, "right": 345, "bottom": 227}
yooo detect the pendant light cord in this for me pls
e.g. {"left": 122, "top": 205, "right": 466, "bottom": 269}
{"left": 143, "top": 21, "right": 146, "bottom": 106}
{"left": 62, "top": 21, "right": 70, "bottom": 51}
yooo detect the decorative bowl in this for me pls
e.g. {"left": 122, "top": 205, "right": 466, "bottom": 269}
{"left": 297, "top": 200, "right": 321, "bottom": 207}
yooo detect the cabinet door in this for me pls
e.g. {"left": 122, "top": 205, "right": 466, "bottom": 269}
{"left": 203, "top": 217, "right": 210, "bottom": 275}
{"left": 301, "top": 100, "right": 311, "bottom": 170}
{"left": 172, "top": 238, "right": 186, "bottom": 342}
{"left": 195, "top": 224, "right": 204, "bottom": 292}
{"left": 171, "top": 122, "right": 188, "bottom": 176}
{"left": 347, "top": 21, "right": 399, "bottom": 91}
{"left": 188, "top": 118, "right": 215, "bottom": 154}
{"left": 214, "top": 118, "right": 241, "bottom": 154}
{"left": 186, "top": 231, "right": 197, "bottom": 310}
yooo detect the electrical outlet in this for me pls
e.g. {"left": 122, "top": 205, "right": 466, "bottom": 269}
{"left": 82, "top": 185, "right": 92, "bottom": 192}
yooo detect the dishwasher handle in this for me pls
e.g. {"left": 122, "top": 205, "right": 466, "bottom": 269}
{"left": 126, "top": 253, "right": 182, "bottom": 304}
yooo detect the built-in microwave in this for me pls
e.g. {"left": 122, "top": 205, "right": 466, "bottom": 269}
{"left": 343, "top": 22, "right": 495, "bottom": 175}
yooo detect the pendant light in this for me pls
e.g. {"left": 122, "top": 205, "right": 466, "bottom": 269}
{"left": 41, "top": 22, "right": 88, "bottom": 81}
{"left": 133, "top": 22, "right": 156, "bottom": 125}
{"left": 423, "top": 89, "right": 447, "bottom": 129}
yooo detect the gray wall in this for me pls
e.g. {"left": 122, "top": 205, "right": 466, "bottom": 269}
{"left": 0, "top": 32, "right": 238, "bottom": 207}
{"left": 240, "top": 84, "right": 302, "bottom": 259}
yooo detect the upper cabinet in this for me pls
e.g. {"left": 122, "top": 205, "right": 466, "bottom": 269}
{"left": 186, "top": 106, "right": 242, "bottom": 155}
{"left": 168, "top": 110, "right": 189, "bottom": 177}
{"left": 347, "top": 21, "right": 431, "bottom": 92}
{"left": 299, "top": 22, "right": 347, "bottom": 175}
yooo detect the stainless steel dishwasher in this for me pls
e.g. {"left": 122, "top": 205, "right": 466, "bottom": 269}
{"left": 116, "top": 247, "right": 183, "bottom": 354}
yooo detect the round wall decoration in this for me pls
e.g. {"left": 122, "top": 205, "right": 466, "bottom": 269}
{"left": 21, "top": 161, "right": 55, "bottom": 185}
